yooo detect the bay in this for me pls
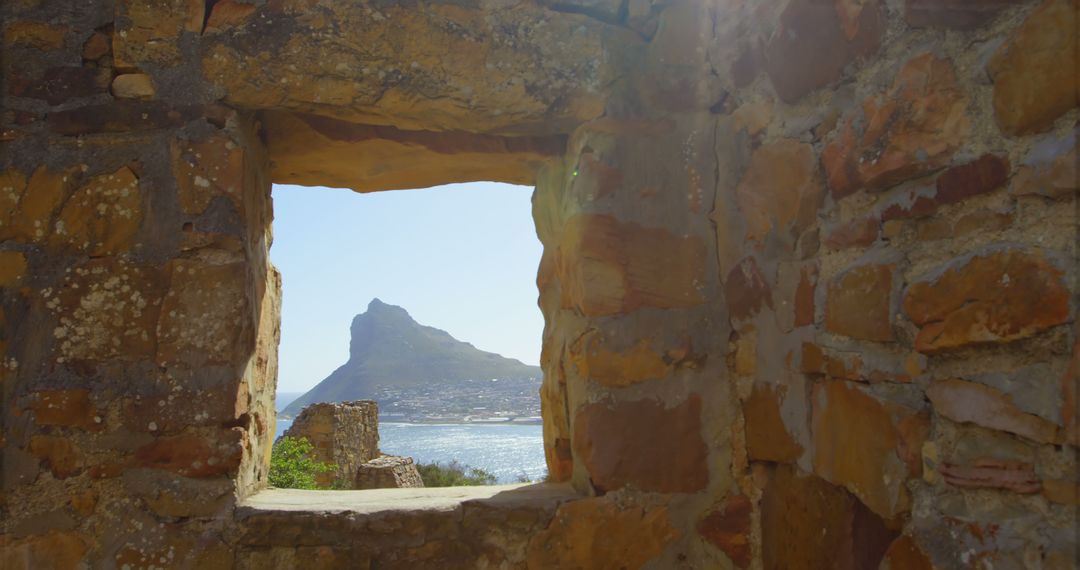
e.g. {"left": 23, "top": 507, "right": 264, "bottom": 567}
{"left": 274, "top": 418, "right": 546, "bottom": 484}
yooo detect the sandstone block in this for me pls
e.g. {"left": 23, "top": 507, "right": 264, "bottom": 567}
{"left": 880, "top": 535, "right": 934, "bottom": 570}
{"left": 3, "top": 22, "right": 67, "bottom": 50}
{"left": 822, "top": 54, "right": 970, "bottom": 197}
{"left": 0, "top": 530, "right": 89, "bottom": 570}
{"left": 764, "top": 0, "right": 882, "bottom": 103}
{"left": 825, "top": 263, "right": 895, "bottom": 342}
{"left": 1011, "top": 130, "right": 1077, "bottom": 200}
{"left": 82, "top": 31, "right": 111, "bottom": 61}
{"left": 28, "top": 389, "right": 102, "bottom": 431}
{"left": 172, "top": 133, "right": 245, "bottom": 215}
{"left": 556, "top": 215, "right": 706, "bottom": 317}
{"left": 53, "top": 166, "right": 141, "bottom": 256}
{"left": 354, "top": 455, "right": 423, "bottom": 490}
{"left": 905, "top": 0, "right": 1023, "bottom": 28}
{"left": 266, "top": 111, "right": 563, "bottom": 192}
{"left": 156, "top": 259, "right": 248, "bottom": 367}
{"left": 903, "top": 249, "right": 1069, "bottom": 352}
{"left": 794, "top": 264, "right": 818, "bottom": 327}
{"left": 9, "top": 66, "right": 110, "bottom": 105}
{"left": 927, "top": 378, "right": 1061, "bottom": 443}
{"left": 0, "top": 251, "right": 27, "bottom": 287}
{"left": 49, "top": 258, "right": 165, "bottom": 363}
{"left": 939, "top": 458, "right": 1040, "bottom": 493}
{"left": 743, "top": 383, "right": 803, "bottom": 463}
{"left": 697, "top": 494, "right": 753, "bottom": 568}
{"left": 725, "top": 256, "right": 772, "bottom": 323}
{"left": 48, "top": 101, "right": 205, "bottom": 135}
{"left": 735, "top": 139, "right": 823, "bottom": 245}
{"left": 934, "top": 154, "right": 1010, "bottom": 205}
{"left": 812, "top": 381, "right": 928, "bottom": 519}
{"left": 134, "top": 431, "right": 244, "bottom": 478}
{"left": 111, "top": 73, "right": 155, "bottom": 99}
{"left": 573, "top": 395, "right": 707, "bottom": 493}
{"left": 0, "top": 166, "right": 79, "bottom": 244}
{"left": 204, "top": 0, "right": 257, "bottom": 32}
{"left": 29, "top": 435, "right": 82, "bottom": 478}
{"left": 570, "top": 333, "right": 676, "bottom": 388}
{"left": 526, "top": 496, "right": 678, "bottom": 570}
{"left": 989, "top": 0, "right": 1079, "bottom": 135}
{"left": 761, "top": 464, "right": 897, "bottom": 570}
{"left": 824, "top": 218, "right": 879, "bottom": 250}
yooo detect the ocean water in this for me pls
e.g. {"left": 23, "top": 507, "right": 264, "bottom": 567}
{"left": 274, "top": 418, "right": 546, "bottom": 484}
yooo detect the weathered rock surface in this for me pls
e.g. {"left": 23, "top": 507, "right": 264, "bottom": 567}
{"left": 354, "top": 456, "right": 424, "bottom": 490}
{"left": 283, "top": 401, "right": 381, "bottom": 488}
{"left": 2, "top": 0, "right": 1075, "bottom": 567}
{"left": 903, "top": 249, "right": 1069, "bottom": 352}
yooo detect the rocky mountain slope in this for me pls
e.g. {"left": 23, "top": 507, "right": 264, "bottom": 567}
{"left": 281, "top": 299, "right": 541, "bottom": 417}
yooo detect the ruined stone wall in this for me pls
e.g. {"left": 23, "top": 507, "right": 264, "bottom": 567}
{"left": 535, "top": 0, "right": 1078, "bottom": 568}
{"left": 283, "top": 401, "right": 380, "bottom": 488}
{"left": 1, "top": 0, "right": 1076, "bottom": 568}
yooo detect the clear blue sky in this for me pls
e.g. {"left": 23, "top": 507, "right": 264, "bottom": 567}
{"left": 270, "top": 182, "right": 544, "bottom": 393}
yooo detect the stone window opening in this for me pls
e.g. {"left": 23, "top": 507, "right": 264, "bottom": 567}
{"left": 264, "top": 181, "right": 548, "bottom": 494}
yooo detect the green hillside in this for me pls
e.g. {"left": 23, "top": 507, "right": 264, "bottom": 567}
{"left": 280, "top": 299, "right": 541, "bottom": 417}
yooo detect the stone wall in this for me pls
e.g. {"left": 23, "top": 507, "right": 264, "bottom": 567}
{"left": 1, "top": 0, "right": 1076, "bottom": 568}
{"left": 283, "top": 401, "right": 380, "bottom": 488}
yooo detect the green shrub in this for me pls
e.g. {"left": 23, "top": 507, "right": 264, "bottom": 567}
{"left": 268, "top": 436, "right": 336, "bottom": 490}
{"left": 416, "top": 460, "right": 497, "bottom": 487}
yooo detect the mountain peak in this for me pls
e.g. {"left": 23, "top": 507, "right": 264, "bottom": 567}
{"left": 283, "top": 301, "right": 541, "bottom": 417}
{"left": 360, "top": 298, "right": 412, "bottom": 320}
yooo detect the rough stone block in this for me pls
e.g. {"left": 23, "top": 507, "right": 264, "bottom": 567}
{"left": 697, "top": 494, "right": 753, "bottom": 568}
{"left": 526, "top": 496, "right": 677, "bottom": 569}
{"left": 556, "top": 214, "right": 706, "bottom": 317}
{"left": 903, "top": 248, "right": 1069, "bottom": 352}
{"left": 764, "top": 0, "right": 882, "bottom": 103}
{"left": 822, "top": 53, "right": 970, "bottom": 197}
{"left": 573, "top": 395, "right": 708, "bottom": 493}
{"left": 989, "top": 0, "right": 1079, "bottom": 134}
{"left": 811, "top": 380, "right": 928, "bottom": 520}
{"left": 825, "top": 263, "right": 895, "bottom": 342}
{"left": 354, "top": 455, "right": 424, "bottom": 490}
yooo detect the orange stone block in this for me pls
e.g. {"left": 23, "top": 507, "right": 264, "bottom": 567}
{"left": 880, "top": 535, "right": 934, "bottom": 570}
{"left": 743, "top": 383, "right": 803, "bottom": 463}
{"left": 526, "top": 496, "right": 679, "bottom": 569}
{"left": 29, "top": 435, "right": 82, "bottom": 478}
{"left": 53, "top": 166, "right": 141, "bottom": 256}
{"left": 697, "top": 494, "right": 753, "bottom": 568}
{"left": 825, "top": 264, "right": 895, "bottom": 342}
{"left": 0, "top": 252, "right": 27, "bottom": 287}
{"left": 811, "top": 380, "right": 927, "bottom": 519}
{"left": 0, "top": 530, "right": 89, "bottom": 570}
{"left": 735, "top": 139, "right": 824, "bottom": 244}
{"left": 29, "top": 389, "right": 103, "bottom": 431}
{"left": 822, "top": 53, "right": 970, "bottom": 197}
{"left": 927, "top": 378, "right": 1061, "bottom": 443}
{"left": 989, "top": 0, "right": 1079, "bottom": 135}
{"left": 571, "top": 333, "right": 672, "bottom": 388}
{"left": 903, "top": 249, "right": 1069, "bottom": 352}
{"left": 556, "top": 214, "right": 706, "bottom": 317}
{"left": 172, "top": 133, "right": 245, "bottom": 215}
{"left": 134, "top": 431, "right": 243, "bottom": 478}
{"left": 573, "top": 395, "right": 708, "bottom": 493}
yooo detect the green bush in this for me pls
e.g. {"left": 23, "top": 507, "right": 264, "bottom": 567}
{"left": 416, "top": 460, "right": 497, "bottom": 487}
{"left": 268, "top": 436, "right": 336, "bottom": 490}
